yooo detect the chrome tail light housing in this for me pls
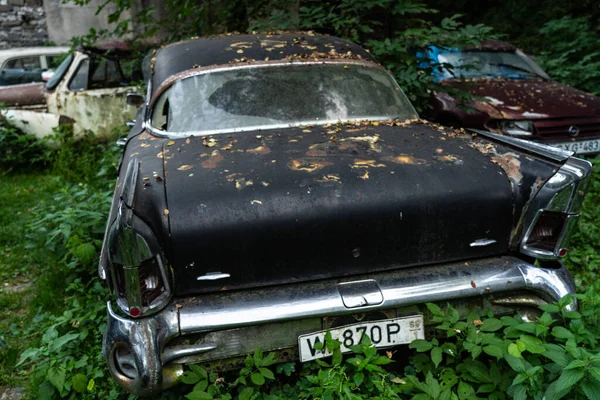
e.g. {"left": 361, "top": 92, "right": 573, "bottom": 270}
{"left": 520, "top": 157, "right": 592, "bottom": 260}
{"left": 107, "top": 159, "right": 172, "bottom": 318}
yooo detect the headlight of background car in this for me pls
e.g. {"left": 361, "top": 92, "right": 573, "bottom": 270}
{"left": 500, "top": 120, "right": 533, "bottom": 137}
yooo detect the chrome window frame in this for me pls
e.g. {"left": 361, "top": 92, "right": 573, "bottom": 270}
{"left": 143, "top": 59, "right": 418, "bottom": 139}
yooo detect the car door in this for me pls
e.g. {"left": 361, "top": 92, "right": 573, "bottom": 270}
{"left": 52, "top": 53, "right": 139, "bottom": 139}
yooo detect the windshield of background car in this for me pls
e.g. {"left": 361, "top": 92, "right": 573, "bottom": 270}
{"left": 45, "top": 53, "right": 73, "bottom": 91}
{"left": 151, "top": 62, "right": 418, "bottom": 135}
{"left": 436, "top": 51, "right": 550, "bottom": 80}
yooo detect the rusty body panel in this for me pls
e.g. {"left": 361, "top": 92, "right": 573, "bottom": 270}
{"left": 0, "top": 82, "right": 45, "bottom": 108}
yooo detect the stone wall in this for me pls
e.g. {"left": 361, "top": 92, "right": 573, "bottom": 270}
{"left": 0, "top": 0, "right": 48, "bottom": 49}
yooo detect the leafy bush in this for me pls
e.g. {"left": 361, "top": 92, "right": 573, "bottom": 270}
{"left": 565, "top": 156, "right": 600, "bottom": 290}
{"left": 179, "top": 291, "right": 600, "bottom": 400}
{"left": 537, "top": 16, "right": 600, "bottom": 95}
{"left": 250, "top": 0, "right": 494, "bottom": 112}
{"left": 0, "top": 117, "right": 49, "bottom": 172}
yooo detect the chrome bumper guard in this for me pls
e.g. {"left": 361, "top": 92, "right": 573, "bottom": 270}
{"left": 103, "top": 256, "right": 575, "bottom": 396}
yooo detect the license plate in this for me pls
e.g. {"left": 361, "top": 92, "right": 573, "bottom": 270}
{"left": 553, "top": 138, "right": 600, "bottom": 155}
{"left": 298, "top": 315, "right": 425, "bottom": 362}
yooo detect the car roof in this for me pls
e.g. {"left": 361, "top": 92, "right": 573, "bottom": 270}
{"left": 0, "top": 46, "right": 70, "bottom": 64}
{"left": 150, "top": 33, "right": 377, "bottom": 92}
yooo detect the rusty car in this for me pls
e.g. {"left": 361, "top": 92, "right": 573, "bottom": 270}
{"left": 99, "top": 33, "right": 592, "bottom": 396}
{"left": 0, "top": 46, "right": 140, "bottom": 140}
{"left": 420, "top": 40, "right": 600, "bottom": 155}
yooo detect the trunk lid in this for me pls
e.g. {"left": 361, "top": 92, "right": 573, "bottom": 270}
{"left": 162, "top": 122, "right": 514, "bottom": 295}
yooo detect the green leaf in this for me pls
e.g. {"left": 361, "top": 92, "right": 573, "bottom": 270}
{"left": 37, "top": 381, "right": 56, "bottom": 400}
{"left": 275, "top": 362, "right": 295, "bottom": 376}
{"left": 261, "top": 352, "right": 277, "bottom": 367}
{"left": 539, "top": 304, "right": 560, "bottom": 313}
{"left": 519, "top": 334, "right": 546, "bottom": 354}
{"left": 238, "top": 387, "right": 253, "bottom": 400}
{"left": 50, "top": 332, "right": 80, "bottom": 352}
{"left": 47, "top": 364, "right": 66, "bottom": 392}
{"left": 426, "top": 303, "right": 444, "bottom": 317}
{"left": 552, "top": 326, "right": 575, "bottom": 340}
{"left": 193, "top": 379, "right": 208, "bottom": 393}
{"left": 259, "top": 367, "right": 274, "bottom": 380}
{"left": 253, "top": 348, "right": 263, "bottom": 367}
{"left": 251, "top": 372, "right": 265, "bottom": 386}
{"left": 483, "top": 345, "right": 503, "bottom": 359}
{"left": 555, "top": 368, "right": 585, "bottom": 395}
{"left": 505, "top": 354, "right": 526, "bottom": 372}
{"left": 332, "top": 348, "right": 343, "bottom": 366}
{"left": 410, "top": 339, "right": 433, "bottom": 352}
{"left": 42, "top": 326, "right": 58, "bottom": 343}
{"left": 189, "top": 365, "right": 208, "bottom": 380}
{"left": 508, "top": 343, "right": 522, "bottom": 359}
{"left": 71, "top": 373, "right": 88, "bottom": 393}
{"left": 71, "top": 242, "right": 96, "bottom": 265}
{"left": 186, "top": 392, "right": 212, "bottom": 400}
{"left": 564, "top": 359, "right": 587, "bottom": 370}
{"left": 432, "top": 346, "right": 443, "bottom": 367}
{"left": 457, "top": 381, "right": 476, "bottom": 400}
{"left": 581, "top": 378, "right": 600, "bottom": 400}
{"left": 480, "top": 318, "right": 503, "bottom": 332}
{"left": 353, "top": 372, "right": 364, "bottom": 386}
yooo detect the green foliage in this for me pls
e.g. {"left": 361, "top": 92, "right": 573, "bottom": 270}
{"left": 536, "top": 16, "right": 600, "bottom": 96}
{"left": 250, "top": 0, "right": 494, "bottom": 112}
{"left": 0, "top": 116, "right": 49, "bottom": 172}
{"left": 564, "top": 155, "right": 600, "bottom": 290}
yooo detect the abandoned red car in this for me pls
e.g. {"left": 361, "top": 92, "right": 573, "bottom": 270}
{"left": 421, "top": 40, "right": 600, "bottom": 155}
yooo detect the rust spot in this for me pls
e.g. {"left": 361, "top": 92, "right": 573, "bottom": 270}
{"left": 247, "top": 145, "right": 270, "bottom": 155}
{"left": 288, "top": 158, "right": 332, "bottom": 173}
{"left": 339, "top": 135, "right": 381, "bottom": 152}
{"left": 203, "top": 137, "right": 217, "bottom": 147}
{"left": 384, "top": 155, "right": 426, "bottom": 165}
{"left": 436, "top": 155, "right": 461, "bottom": 163}
{"left": 352, "top": 159, "right": 386, "bottom": 168}
{"left": 225, "top": 173, "right": 241, "bottom": 182}
{"left": 471, "top": 280, "right": 477, "bottom": 288}
{"left": 315, "top": 174, "right": 341, "bottom": 183}
{"left": 306, "top": 144, "right": 328, "bottom": 157}
{"left": 491, "top": 153, "right": 523, "bottom": 184}
{"left": 235, "top": 177, "right": 253, "bottom": 189}
{"left": 201, "top": 150, "right": 223, "bottom": 168}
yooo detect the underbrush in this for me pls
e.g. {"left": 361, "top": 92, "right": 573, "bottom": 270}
{"left": 179, "top": 292, "right": 600, "bottom": 400}
{"left": 0, "top": 118, "right": 598, "bottom": 400}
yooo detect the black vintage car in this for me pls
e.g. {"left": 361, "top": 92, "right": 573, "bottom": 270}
{"left": 100, "top": 33, "right": 591, "bottom": 396}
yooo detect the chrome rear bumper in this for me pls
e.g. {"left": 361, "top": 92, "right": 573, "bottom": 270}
{"left": 103, "top": 256, "right": 575, "bottom": 396}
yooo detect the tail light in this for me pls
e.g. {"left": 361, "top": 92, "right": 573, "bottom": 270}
{"left": 520, "top": 158, "right": 591, "bottom": 260}
{"left": 106, "top": 158, "right": 172, "bottom": 318}
{"left": 113, "top": 255, "right": 170, "bottom": 318}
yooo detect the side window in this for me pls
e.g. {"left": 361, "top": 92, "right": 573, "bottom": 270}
{"left": 89, "top": 57, "right": 123, "bottom": 89}
{"left": 5, "top": 57, "right": 42, "bottom": 70}
{"left": 68, "top": 59, "right": 89, "bottom": 91}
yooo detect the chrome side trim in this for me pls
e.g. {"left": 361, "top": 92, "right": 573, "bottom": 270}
{"left": 104, "top": 256, "right": 576, "bottom": 396}
{"left": 470, "top": 129, "right": 573, "bottom": 162}
{"left": 469, "top": 239, "right": 497, "bottom": 247}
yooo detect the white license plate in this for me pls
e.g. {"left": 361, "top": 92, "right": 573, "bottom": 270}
{"left": 553, "top": 138, "right": 600, "bottom": 154}
{"left": 298, "top": 315, "right": 425, "bottom": 362}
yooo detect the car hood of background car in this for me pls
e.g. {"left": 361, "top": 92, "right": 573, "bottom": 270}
{"left": 134, "top": 121, "right": 549, "bottom": 296}
{"left": 444, "top": 78, "right": 600, "bottom": 120}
